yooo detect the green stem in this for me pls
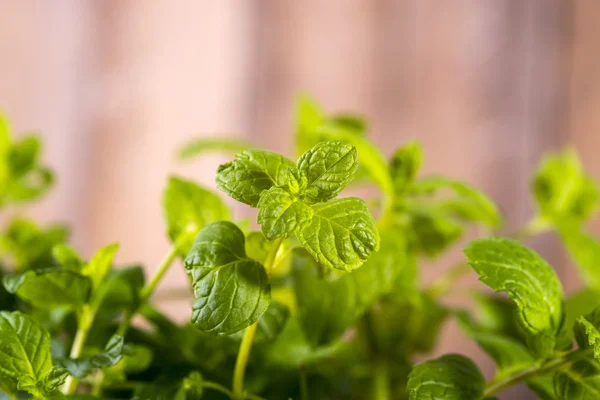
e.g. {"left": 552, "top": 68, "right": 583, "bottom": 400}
{"left": 116, "top": 242, "right": 180, "bottom": 336}
{"left": 232, "top": 237, "right": 284, "bottom": 400}
{"left": 511, "top": 215, "right": 551, "bottom": 241}
{"left": 483, "top": 348, "right": 592, "bottom": 397}
{"left": 299, "top": 367, "right": 308, "bottom": 400}
{"left": 62, "top": 307, "right": 94, "bottom": 394}
{"left": 373, "top": 360, "right": 391, "bottom": 400}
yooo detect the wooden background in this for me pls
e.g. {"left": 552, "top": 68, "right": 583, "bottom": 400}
{"left": 1, "top": 2, "right": 599, "bottom": 398}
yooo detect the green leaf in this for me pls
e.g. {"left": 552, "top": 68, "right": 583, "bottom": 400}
{"left": 400, "top": 203, "right": 464, "bottom": 257}
{"left": 296, "top": 140, "right": 358, "bottom": 203}
{"left": 8, "top": 136, "right": 40, "bottom": 178}
{"left": 0, "top": 218, "right": 69, "bottom": 270}
{"left": 557, "top": 221, "right": 600, "bottom": 290}
{"left": 91, "top": 266, "right": 145, "bottom": 312}
{"left": 0, "top": 311, "right": 62, "bottom": 397}
{"left": 296, "top": 197, "right": 379, "bottom": 271}
{"left": 52, "top": 245, "right": 83, "bottom": 272}
{"left": 173, "top": 371, "right": 203, "bottom": 400}
{"left": 294, "top": 229, "right": 407, "bottom": 346}
{"left": 3, "top": 269, "right": 91, "bottom": 308}
{"left": 245, "top": 231, "right": 273, "bottom": 263}
{"left": 81, "top": 243, "right": 119, "bottom": 290}
{"left": 407, "top": 354, "right": 485, "bottom": 400}
{"left": 177, "top": 137, "right": 253, "bottom": 160}
{"left": 295, "top": 97, "right": 392, "bottom": 195}
{"left": 184, "top": 221, "right": 271, "bottom": 335}
{"left": 216, "top": 149, "right": 295, "bottom": 207}
{"left": 409, "top": 176, "right": 501, "bottom": 227}
{"left": 257, "top": 187, "right": 313, "bottom": 240}
{"left": 457, "top": 311, "right": 535, "bottom": 380}
{"left": 575, "top": 308, "right": 600, "bottom": 360}
{"left": 566, "top": 289, "right": 600, "bottom": 337}
{"left": 533, "top": 148, "right": 599, "bottom": 223}
{"left": 554, "top": 359, "right": 600, "bottom": 400}
{"left": 256, "top": 300, "right": 290, "bottom": 343}
{"left": 57, "top": 335, "right": 124, "bottom": 378}
{"left": 163, "top": 176, "right": 229, "bottom": 254}
{"left": 464, "top": 237, "right": 565, "bottom": 357}
{"left": 389, "top": 141, "right": 422, "bottom": 195}
{"left": 263, "top": 316, "right": 352, "bottom": 369}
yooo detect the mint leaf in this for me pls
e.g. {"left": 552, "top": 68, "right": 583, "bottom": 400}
{"left": 216, "top": 149, "right": 294, "bottom": 207}
{"left": 184, "top": 221, "right": 271, "bottom": 335}
{"left": 465, "top": 237, "right": 564, "bottom": 357}
{"left": 566, "top": 289, "right": 600, "bottom": 337}
{"left": 91, "top": 266, "right": 145, "bottom": 313}
{"left": 407, "top": 354, "right": 485, "bottom": 400}
{"left": 52, "top": 245, "right": 83, "bottom": 272}
{"left": 295, "top": 97, "right": 392, "bottom": 195}
{"left": 81, "top": 243, "right": 119, "bottom": 290}
{"left": 557, "top": 221, "right": 600, "bottom": 289}
{"left": 257, "top": 187, "right": 313, "bottom": 240}
{"left": 296, "top": 140, "right": 358, "bottom": 203}
{"left": 575, "top": 308, "right": 600, "bottom": 360}
{"left": 554, "top": 359, "right": 600, "bottom": 400}
{"left": 296, "top": 197, "right": 379, "bottom": 271}
{"left": 0, "top": 311, "right": 61, "bottom": 397}
{"left": 178, "top": 137, "right": 253, "bottom": 160}
{"left": 256, "top": 300, "right": 289, "bottom": 343}
{"left": 0, "top": 218, "right": 69, "bottom": 270}
{"left": 390, "top": 141, "right": 422, "bottom": 195}
{"left": 409, "top": 176, "right": 501, "bottom": 228}
{"left": 174, "top": 371, "right": 203, "bottom": 400}
{"left": 294, "top": 229, "right": 408, "bottom": 346}
{"left": 457, "top": 312, "right": 535, "bottom": 380}
{"left": 3, "top": 269, "right": 91, "bottom": 308}
{"left": 163, "top": 176, "right": 230, "bottom": 252}
{"left": 533, "top": 148, "right": 599, "bottom": 223}
{"left": 57, "top": 335, "right": 124, "bottom": 378}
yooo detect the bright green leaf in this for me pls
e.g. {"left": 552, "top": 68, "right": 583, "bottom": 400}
{"left": 407, "top": 354, "right": 485, "bottom": 400}
{"left": 177, "top": 137, "right": 253, "bottom": 160}
{"left": 554, "top": 359, "right": 600, "bottom": 400}
{"left": 575, "top": 308, "right": 600, "bottom": 360}
{"left": 557, "top": 221, "right": 600, "bottom": 290}
{"left": 390, "top": 141, "right": 422, "bottom": 195}
{"left": 3, "top": 269, "right": 91, "bottom": 308}
{"left": 184, "top": 221, "right": 271, "bottom": 335}
{"left": 409, "top": 176, "right": 501, "bottom": 228}
{"left": 8, "top": 136, "right": 40, "bottom": 178}
{"left": 52, "top": 245, "right": 83, "bottom": 272}
{"left": 257, "top": 187, "right": 313, "bottom": 240}
{"left": 174, "top": 371, "right": 203, "bottom": 400}
{"left": 296, "top": 197, "right": 379, "bottom": 272}
{"left": 566, "top": 289, "right": 600, "bottom": 337}
{"left": 296, "top": 140, "right": 358, "bottom": 203}
{"left": 0, "top": 218, "right": 69, "bottom": 270}
{"left": 163, "top": 176, "right": 230, "bottom": 253}
{"left": 216, "top": 149, "right": 295, "bottom": 207}
{"left": 457, "top": 311, "right": 535, "bottom": 380}
{"left": 533, "top": 148, "right": 599, "bottom": 223}
{"left": 0, "top": 311, "right": 62, "bottom": 397}
{"left": 294, "top": 229, "right": 407, "bottom": 346}
{"left": 464, "top": 237, "right": 564, "bottom": 357}
{"left": 295, "top": 97, "right": 392, "bottom": 195}
{"left": 81, "top": 243, "right": 119, "bottom": 290}
{"left": 57, "top": 335, "right": 124, "bottom": 378}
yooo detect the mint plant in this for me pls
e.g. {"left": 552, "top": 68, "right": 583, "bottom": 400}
{"left": 1, "top": 99, "right": 600, "bottom": 400}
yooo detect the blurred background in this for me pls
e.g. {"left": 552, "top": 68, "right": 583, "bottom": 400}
{"left": 1, "top": 1, "right": 599, "bottom": 397}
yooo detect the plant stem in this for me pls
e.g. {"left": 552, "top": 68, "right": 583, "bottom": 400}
{"left": 62, "top": 307, "right": 93, "bottom": 394}
{"left": 299, "top": 367, "right": 308, "bottom": 400}
{"left": 483, "top": 348, "right": 592, "bottom": 397}
{"left": 116, "top": 242, "right": 180, "bottom": 336}
{"left": 373, "top": 360, "right": 391, "bottom": 400}
{"left": 511, "top": 215, "right": 551, "bottom": 241}
{"left": 232, "top": 237, "right": 284, "bottom": 400}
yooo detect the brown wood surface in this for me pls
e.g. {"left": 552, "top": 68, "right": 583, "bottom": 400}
{"left": 0, "top": 2, "right": 597, "bottom": 398}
